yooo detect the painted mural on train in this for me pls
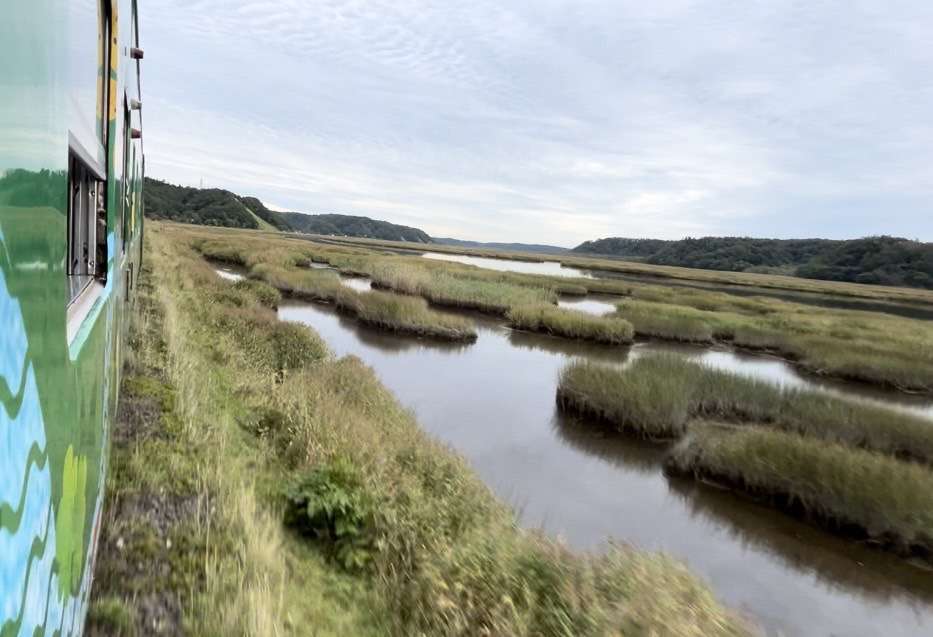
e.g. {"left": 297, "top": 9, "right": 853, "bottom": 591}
{"left": 0, "top": 0, "right": 144, "bottom": 634}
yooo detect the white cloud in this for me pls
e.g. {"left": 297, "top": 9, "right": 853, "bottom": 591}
{"left": 140, "top": 0, "right": 933, "bottom": 243}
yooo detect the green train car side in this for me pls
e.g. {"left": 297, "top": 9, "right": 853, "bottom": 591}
{"left": 1, "top": 1, "right": 145, "bottom": 634}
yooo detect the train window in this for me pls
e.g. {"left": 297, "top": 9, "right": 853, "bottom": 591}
{"left": 98, "top": 1, "right": 112, "bottom": 147}
{"left": 67, "top": 149, "right": 107, "bottom": 306}
{"left": 65, "top": 0, "right": 113, "bottom": 342}
{"left": 122, "top": 99, "right": 131, "bottom": 253}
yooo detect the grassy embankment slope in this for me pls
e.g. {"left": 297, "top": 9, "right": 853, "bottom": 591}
{"left": 557, "top": 356, "right": 933, "bottom": 559}
{"left": 89, "top": 222, "right": 747, "bottom": 636}
{"left": 188, "top": 226, "right": 933, "bottom": 394}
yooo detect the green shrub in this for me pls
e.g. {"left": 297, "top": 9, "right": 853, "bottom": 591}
{"left": 284, "top": 458, "right": 379, "bottom": 571}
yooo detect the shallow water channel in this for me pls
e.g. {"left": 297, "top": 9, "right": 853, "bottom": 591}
{"left": 278, "top": 294, "right": 933, "bottom": 637}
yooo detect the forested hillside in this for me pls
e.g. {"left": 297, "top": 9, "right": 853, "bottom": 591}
{"left": 280, "top": 212, "right": 431, "bottom": 243}
{"left": 143, "top": 178, "right": 430, "bottom": 242}
{"left": 574, "top": 236, "right": 933, "bottom": 289}
{"left": 144, "top": 178, "right": 273, "bottom": 229}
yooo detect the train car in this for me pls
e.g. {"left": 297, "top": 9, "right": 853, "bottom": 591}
{"left": 0, "top": 0, "right": 144, "bottom": 634}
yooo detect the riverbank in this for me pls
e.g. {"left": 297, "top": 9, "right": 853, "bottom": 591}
{"left": 557, "top": 355, "right": 933, "bottom": 560}
{"left": 89, "top": 221, "right": 747, "bottom": 635}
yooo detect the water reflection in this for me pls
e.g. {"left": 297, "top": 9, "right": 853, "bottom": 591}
{"left": 508, "top": 327, "right": 629, "bottom": 364}
{"left": 214, "top": 267, "right": 244, "bottom": 282}
{"left": 422, "top": 251, "right": 594, "bottom": 279}
{"left": 278, "top": 298, "right": 933, "bottom": 637}
{"left": 551, "top": 413, "right": 664, "bottom": 474}
{"left": 339, "top": 275, "right": 373, "bottom": 293}
{"left": 668, "top": 480, "right": 933, "bottom": 608}
{"left": 630, "top": 341, "right": 933, "bottom": 419}
{"left": 557, "top": 296, "right": 617, "bottom": 315}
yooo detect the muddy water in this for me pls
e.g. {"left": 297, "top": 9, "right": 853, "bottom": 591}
{"left": 280, "top": 299, "right": 933, "bottom": 636}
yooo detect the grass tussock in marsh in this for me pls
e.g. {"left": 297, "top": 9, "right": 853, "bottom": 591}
{"left": 149, "top": 222, "right": 748, "bottom": 636}
{"left": 615, "top": 299, "right": 715, "bottom": 344}
{"left": 557, "top": 357, "right": 696, "bottom": 439}
{"left": 367, "top": 260, "right": 557, "bottom": 315}
{"left": 612, "top": 295, "right": 933, "bottom": 393}
{"left": 251, "top": 263, "right": 478, "bottom": 342}
{"left": 667, "top": 425, "right": 933, "bottom": 558}
{"left": 508, "top": 303, "right": 634, "bottom": 345}
{"left": 558, "top": 355, "right": 933, "bottom": 464}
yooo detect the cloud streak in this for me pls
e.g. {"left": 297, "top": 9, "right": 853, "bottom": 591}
{"left": 140, "top": 0, "right": 933, "bottom": 245}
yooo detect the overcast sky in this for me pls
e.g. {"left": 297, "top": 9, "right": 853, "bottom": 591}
{"left": 140, "top": 0, "right": 933, "bottom": 246}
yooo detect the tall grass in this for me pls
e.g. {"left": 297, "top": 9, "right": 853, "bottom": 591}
{"left": 667, "top": 425, "right": 933, "bottom": 557}
{"left": 252, "top": 263, "right": 477, "bottom": 342}
{"left": 612, "top": 296, "right": 933, "bottom": 393}
{"left": 508, "top": 304, "right": 634, "bottom": 345}
{"left": 558, "top": 355, "right": 933, "bottom": 464}
{"left": 91, "top": 235, "right": 383, "bottom": 636}
{"left": 367, "top": 261, "right": 556, "bottom": 315}
{"left": 615, "top": 299, "right": 715, "bottom": 343}
{"left": 148, "top": 222, "right": 748, "bottom": 636}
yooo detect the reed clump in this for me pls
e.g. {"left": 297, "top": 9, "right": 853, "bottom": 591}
{"left": 252, "top": 263, "right": 478, "bottom": 342}
{"left": 612, "top": 296, "right": 933, "bottom": 393}
{"left": 667, "top": 425, "right": 933, "bottom": 558}
{"left": 367, "top": 261, "right": 556, "bottom": 315}
{"left": 558, "top": 355, "right": 933, "bottom": 464}
{"left": 615, "top": 299, "right": 715, "bottom": 343}
{"left": 508, "top": 304, "right": 634, "bottom": 345}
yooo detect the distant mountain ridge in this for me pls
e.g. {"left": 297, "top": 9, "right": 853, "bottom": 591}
{"left": 573, "top": 236, "right": 933, "bottom": 289}
{"left": 143, "top": 178, "right": 431, "bottom": 243}
{"left": 433, "top": 237, "right": 568, "bottom": 254}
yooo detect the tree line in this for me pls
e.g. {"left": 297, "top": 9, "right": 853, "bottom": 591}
{"left": 574, "top": 236, "right": 933, "bottom": 289}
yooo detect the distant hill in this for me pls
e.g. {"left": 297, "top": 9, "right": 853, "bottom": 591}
{"left": 281, "top": 212, "right": 431, "bottom": 243}
{"left": 144, "top": 178, "right": 268, "bottom": 229}
{"left": 573, "top": 236, "right": 933, "bottom": 289}
{"left": 143, "top": 178, "right": 430, "bottom": 242}
{"left": 433, "top": 237, "right": 568, "bottom": 255}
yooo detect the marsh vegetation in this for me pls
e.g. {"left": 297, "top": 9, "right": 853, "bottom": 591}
{"left": 114, "top": 222, "right": 933, "bottom": 636}
{"left": 558, "top": 355, "right": 933, "bottom": 558}
{"left": 194, "top": 228, "right": 933, "bottom": 394}
{"left": 95, "top": 221, "right": 749, "bottom": 636}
